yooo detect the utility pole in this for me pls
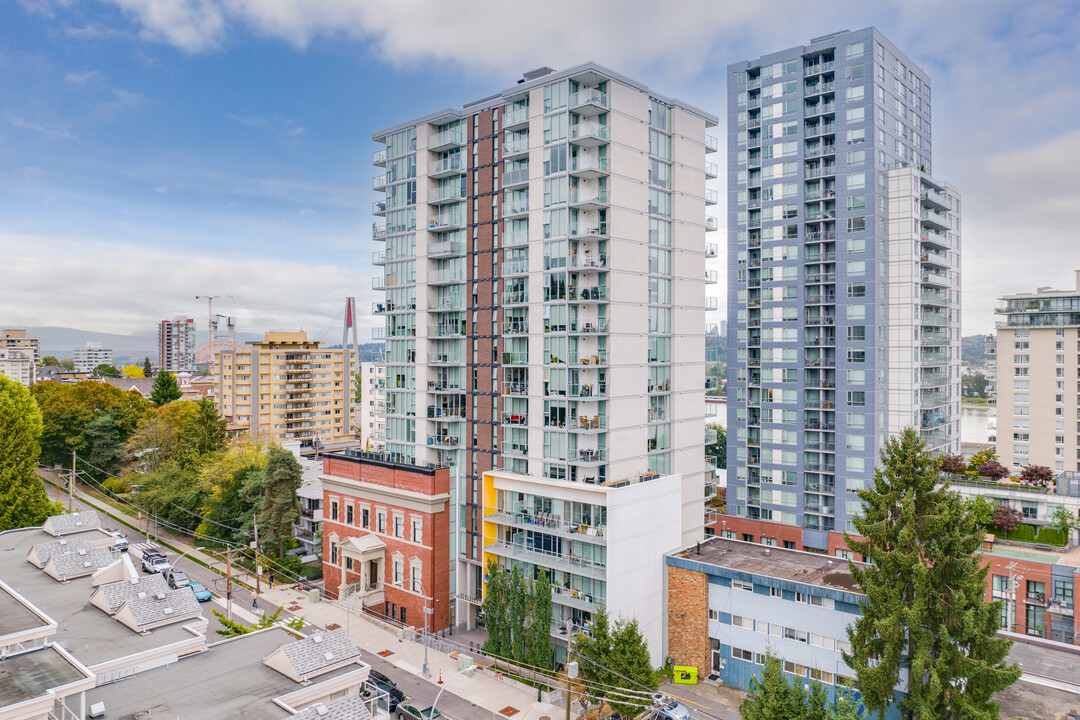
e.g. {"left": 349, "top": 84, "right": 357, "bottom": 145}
{"left": 253, "top": 514, "right": 261, "bottom": 593}
{"left": 226, "top": 546, "right": 234, "bottom": 621}
{"left": 152, "top": 503, "right": 158, "bottom": 543}
{"left": 68, "top": 450, "right": 75, "bottom": 512}
{"left": 565, "top": 624, "right": 577, "bottom": 720}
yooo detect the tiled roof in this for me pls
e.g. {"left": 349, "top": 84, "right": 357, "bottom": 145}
{"left": 122, "top": 587, "right": 201, "bottom": 628}
{"left": 292, "top": 697, "right": 374, "bottom": 720}
{"left": 278, "top": 629, "right": 361, "bottom": 679}
{"left": 98, "top": 574, "right": 170, "bottom": 613}
{"left": 44, "top": 511, "right": 104, "bottom": 535}
{"left": 29, "top": 538, "right": 92, "bottom": 566}
{"left": 50, "top": 548, "right": 117, "bottom": 578}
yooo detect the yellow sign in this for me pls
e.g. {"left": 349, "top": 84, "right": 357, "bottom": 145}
{"left": 673, "top": 666, "right": 698, "bottom": 684}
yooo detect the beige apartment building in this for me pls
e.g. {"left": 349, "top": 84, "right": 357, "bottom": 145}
{"left": 995, "top": 271, "right": 1080, "bottom": 473}
{"left": 214, "top": 331, "right": 356, "bottom": 447}
{"left": 0, "top": 329, "right": 40, "bottom": 386}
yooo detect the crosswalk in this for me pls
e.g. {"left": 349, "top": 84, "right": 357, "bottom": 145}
{"left": 128, "top": 541, "right": 159, "bottom": 554}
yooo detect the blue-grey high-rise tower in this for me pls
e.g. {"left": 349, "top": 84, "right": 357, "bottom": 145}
{"left": 723, "top": 28, "right": 962, "bottom": 549}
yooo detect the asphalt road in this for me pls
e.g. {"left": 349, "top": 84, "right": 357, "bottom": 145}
{"left": 42, "top": 478, "right": 487, "bottom": 720}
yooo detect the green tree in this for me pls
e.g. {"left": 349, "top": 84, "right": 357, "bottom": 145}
{"left": 143, "top": 357, "right": 153, "bottom": 377}
{"left": 1047, "top": 505, "right": 1079, "bottom": 538}
{"left": 354, "top": 372, "right": 363, "bottom": 404}
{"left": 32, "top": 380, "right": 149, "bottom": 466}
{"left": 528, "top": 570, "right": 553, "bottom": 669}
{"left": 246, "top": 446, "right": 302, "bottom": 558}
{"left": 961, "top": 372, "right": 989, "bottom": 399}
{"left": 94, "top": 363, "right": 122, "bottom": 378}
{"left": 966, "top": 495, "right": 997, "bottom": 528}
{"left": 742, "top": 653, "right": 806, "bottom": 720}
{"left": 82, "top": 412, "right": 124, "bottom": 478}
{"left": 132, "top": 462, "right": 206, "bottom": 532}
{"left": 481, "top": 559, "right": 509, "bottom": 657}
{"left": 705, "top": 422, "right": 727, "bottom": 469}
{"left": 59, "top": 358, "right": 75, "bottom": 371}
{"left": 0, "top": 376, "right": 62, "bottom": 530}
{"left": 507, "top": 565, "right": 529, "bottom": 659}
{"left": 606, "top": 617, "right": 658, "bottom": 716}
{"left": 966, "top": 447, "right": 997, "bottom": 474}
{"left": 574, "top": 605, "right": 615, "bottom": 709}
{"left": 42, "top": 355, "right": 60, "bottom": 366}
{"left": 151, "top": 371, "right": 183, "bottom": 406}
{"left": 196, "top": 438, "right": 268, "bottom": 544}
{"left": 845, "top": 428, "right": 1020, "bottom": 719}
{"left": 184, "top": 397, "right": 227, "bottom": 459}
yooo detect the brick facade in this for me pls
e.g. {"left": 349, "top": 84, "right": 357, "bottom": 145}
{"left": 666, "top": 564, "right": 710, "bottom": 676}
{"left": 321, "top": 453, "right": 452, "bottom": 632}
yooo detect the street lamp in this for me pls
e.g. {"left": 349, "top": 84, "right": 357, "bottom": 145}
{"left": 410, "top": 577, "right": 435, "bottom": 677}
{"left": 430, "top": 664, "right": 478, "bottom": 716}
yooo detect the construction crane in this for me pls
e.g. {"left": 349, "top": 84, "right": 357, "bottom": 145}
{"left": 194, "top": 295, "right": 237, "bottom": 365}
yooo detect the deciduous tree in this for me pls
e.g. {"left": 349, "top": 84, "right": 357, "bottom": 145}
{"left": 978, "top": 460, "right": 1010, "bottom": 480}
{"left": 0, "top": 376, "right": 62, "bottom": 530}
{"left": 1020, "top": 465, "right": 1054, "bottom": 485}
{"left": 94, "top": 363, "right": 121, "bottom": 378}
{"left": 32, "top": 380, "right": 149, "bottom": 466}
{"left": 42, "top": 356, "right": 60, "bottom": 366}
{"left": 938, "top": 454, "right": 967, "bottom": 477}
{"left": 122, "top": 365, "right": 145, "bottom": 378}
{"left": 246, "top": 446, "right": 303, "bottom": 558}
{"left": 705, "top": 422, "right": 727, "bottom": 469}
{"left": 992, "top": 504, "right": 1023, "bottom": 534}
{"left": 845, "top": 428, "right": 1020, "bottom": 719}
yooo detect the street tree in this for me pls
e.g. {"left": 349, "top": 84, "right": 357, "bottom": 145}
{"left": 151, "top": 371, "right": 182, "bottom": 406}
{"left": 527, "top": 571, "right": 553, "bottom": 669}
{"left": 94, "top": 364, "right": 122, "bottom": 378}
{"left": 82, "top": 413, "right": 123, "bottom": 478}
{"left": 0, "top": 376, "right": 62, "bottom": 530}
{"left": 246, "top": 446, "right": 303, "bottom": 558}
{"left": 845, "top": 428, "right": 1020, "bottom": 719}
{"left": 575, "top": 606, "right": 658, "bottom": 717}
{"left": 481, "top": 559, "right": 509, "bottom": 657}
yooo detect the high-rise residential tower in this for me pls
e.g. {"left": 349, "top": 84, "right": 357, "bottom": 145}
{"left": 995, "top": 271, "right": 1080, "bottom": 474}
{"left": 74, "top": 341, "right": 113, "bottom": 374}
{"left": 158, "top": 316, "right": 197, "bottom": 373}
{"left": 371, "top": 64, "right": 718, "bottom": 633}
{"left": 723, "top": 29, "right": 961, "bottom": 550}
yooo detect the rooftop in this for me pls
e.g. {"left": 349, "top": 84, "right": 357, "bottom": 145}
{"left": 292, "top": 696, "right": 374, "bottom": 720}
{"left": 999, "top": 270, "right": 1080, "bottom": 300}
{"left": 47, "top": 547, "right": 118, "bottom": 579}
{"left": 0, "top": 644, "right": 90, "bottom": 707}
{"left": 42, "top": 510, "right": 104, "bottom": 536}
{"left": 0, "top": 527, "right": 200, "bottom": 667}
{"left": 94, "top": 573, "right": 171, "bottom": 613}
{"left": 669, "top": 536, "right": 865, "bottom": 593}
{"left": 271, "top": 628, "right": 363, "bottom": 681}
{"left": 0, "top": 579, "right": 52, "bottom": 639}
{"left": 85, "top": 627, "right": 364, "bottom": 720}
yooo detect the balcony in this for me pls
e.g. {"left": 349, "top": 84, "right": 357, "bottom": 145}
{"left": 706, "top": 217, "right": 719, "bottom": 232}
{"left": 805, "top": 122, "right": 836, "bottom": 138}
{"left": 804, "top": 102, "right": 836, "bottom": 118}
{"left": 569, "top": 89, "right": 609, "bottom": 115}
{"left": 705, "top": 270, "right": 718, "bottom": 284}
{"left": 502, "top": 200, "right": 530, "bottom": 219}
{"left": 427, "top": 379, "right": 464, "bottom": 393}
{"left": 569, "top": 382, "right": 606, "bottom": 399}
{"left": 804, "top": 61, "right": 835, "bottom": 76}
{"left": 705, "top": 134, "right": 719, "bottom": 153}
{"left": 805, "top": 143, "right": 836, "bottom": 159}
{"left": 568, "top": 189, "right": 609, "bottom": 210}
{"left": 427, "top": 268, "right": 466, "bottom": 285}
{"left": 427, "top": 297, "right": 464, "bottom": 312}
{"left": 371, "top": 276, "right": 386, "bottom": 291}
{"left": 570, "top": 286, "right": 607, "bottom": 302}
{"left": 484, "top": 540, "right": 606, "bottom": 580}
{"left": 921, "top": 289, "right": 949, "bottom": 306}
{"left": 921, "top": 272, "right": 950, "bottom": 287}
{"left": 503, "top": 289, "right": 528, "bottom": 305}
{"left": 921, "top": 390, "right": 947, "bottom": 408}
{"left": 427, "top": 324, "right": 465, "bottom": 339}
{"left": 372, "top": 174, "right": 387, "bottom": 191}
{"left": 571, "top": 448, "right": 606, "bottom": 465}
{"left": 427, "top": 353, "right": 464, "bottom": 366}
{"left": 921, "top": 229, "right": 948, "bottom": 247}
{"left": 428, "top": 214, "right": 465, "bottom": 232}
{"left": 921, "top": 188, "right": 949, "bottom": 210}
{"left": 372, "top": 200, "right": 387, "bottom": 216}
{"left": 427, "top": 434, "right": 462, "bottom": 449}
{"left": 805, "top": 164, "right": 836, "bottom": 179}
{"left": 427, "top": 405, "right": 465, "bottom": 420}
{"left": 428, "top": 185, "right": 467, "bottom": 205}
{"left": 569, "top": 156, "right": 609, "bottom": 178}
{"left": 805, "top": 81, "right": 835, "bottom": 97}
{"left": 428, "top": 156, "right": 466, "bottom": 179}
{"left": 428, "top": 239, "right": 466, "bottom": 258}
{"left": 705, "top": 242, "right": 719, "bottom": 259}
{"left": 503, "top": 133, "right": 530, "bottom": 158}
{"left": 373, "top": 148, "right": 387, "bottom": 166}
{"left": 569, "top": 123, "right": 609, "bottom": 147}
{"left": 921, "top": 208, "right": 950, "bottom": 229}
{"left": 569, "top": 253, "right": 607, "bottom": 271}
{"left": 501, "top": 351, "right": 529, "bottom": 366}
{"left": 502, "top": 260, "right": 529, "bottom": 276}
{"left": 705, "top": 161, "right": 719, "bottom": 179}
{"left": 706, "top": 296, "right": 719, "bottom": 311}
{"left": 503, "top": 227, "right": 529, "bottom": 247}
{"left": 502, "top": 381, "right": 529, "bottom": 396}
{"left": 428, "top": 128, "right": 466, "bottom": 153}
{"left": 503, "top": 168, "right": 530, "bottom": 188}
{"left": 1049, "top": 597, "right": 1074, "bottom": 616}
{"left": 372, "top": 225, "right": 386, "bottom": 241}
{"left": 502, "top": 320, "right": 529, "bottom": 336}
{"left": 570, "top": 320, "right": 608, "bottom": 335}
{"left": 569, "top": 413, "right": 606, "bottom": 432}
{"left": 921, "top": 352, "right": 949, "bottom": 367}
{"left": 504, "top": 104, "right": 529, "bottom": 129}
{"left": 372, "top": 250, "right": 386, "bottom": 266}
{"left": 705, "top": 189, "right": 719, "bottom": 205}
{"left": 921, "top": 249, "right": 949, "bottom": 268}
{"left": 570, "top": 222, "right": 608, "bottom": 239}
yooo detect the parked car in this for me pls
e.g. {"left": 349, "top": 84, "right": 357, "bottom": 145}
{"left": 395, "top": 703, "right": 443, "bottom": 720}
{"left": 187, "top": 580, "right": 212, "bottom": 602}
{"left": 652, "top": 694, "right": 690, "bottom": 720}
{"left": 165, "top": 569, "right": 190, "bottom": 589}
{"left": 107, "top": 531, "right": 128, "bottom": 551}
{"left": 141, "top": 551, "right": 171, "bottom": 574}
{"left": 364, "top": 669, "right": 405, "bottom": 710}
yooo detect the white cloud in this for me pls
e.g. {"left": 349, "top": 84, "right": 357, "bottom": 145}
{"left": 227, "top": 113, "right": 268, "bottom": 127}
{"left": 0, "top": 232, "right": 378, "bottom": 337}
{"left": 9, "top": 116, "right": 76, "bottom": 140}
{"left": 64, "top": 70, "right": 102, "bottom": 84}
{"left": 108, "top": 0, "right": 226, "bottom": 52}
{"left": 154, "top": 185, "right": 169, "bottom": 193}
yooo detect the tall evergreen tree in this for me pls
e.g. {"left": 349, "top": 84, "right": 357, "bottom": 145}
{"left": 185, "top": 397, "right": 228, "bottom": 457}
{"left": 150, "top": 371, "right": 182, "bottom": 406}
{"left": 574, "top": 606, "right": 616, "bottom": 708}
{"left": 742, "top": 653, "right": 806, "bottom": 720}
{"left": 82, "top": 412, "right": 123, "bottom": 477}
{"left": 607, "top": 617, "right": 658, "bottom": 716}
{"left": 482, "top": 559, "right": 509, "bottom": 656}
{"left": 246, "top": 446, "right": 303, "bottom": 558}
{"left": 845, "top": 427, "right": 1020, "bottom": 719}
{"left": 0, "top": 376, "right": 62, "bottom": 530}
{"left": 507, "top": 565, "right": 529, "bottom": 660}
{"left": 143, "top": 357, "right": 153, "bottom": 377}
{"left": 528, "top": 570, "right": 553, "bottom": 669}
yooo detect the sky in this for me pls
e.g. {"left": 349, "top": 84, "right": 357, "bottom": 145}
{"left": 2, "top": 0, "right": 1079, "bottom": 344}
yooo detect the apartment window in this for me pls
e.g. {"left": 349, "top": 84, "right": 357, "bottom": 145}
{"left": 847, "top": 391, "right": 866, "bottom": 407}
{"left": 412, "top": 519, "right": 423, "bottom": 543}
{"left": 733, "top": 580, "right": 754, "bottom": 592}
{"left": 393, "top": 560, "right": 403, "bottom": 585}
{"left": 345, "top": 505, "right": 354, "bottom": 525}
{"left": 362, "top": 508, "right": 370, "bottom": 529}
{"left": 846, "top": 41, "right": 865, "bottom": 59}
{"left": 394, "top": 515, "right": 404, "bottom": 538}
{"left": 377, "top": 512, "right": 386, "bottom": 533}
{"left": 330, "top": 542, "right": 338, "bottom": 564}
{"left": 330, "top": 501, "right": 339, "bottom": 521}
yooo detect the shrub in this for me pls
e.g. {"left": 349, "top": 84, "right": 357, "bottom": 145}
{"left": 1007, "top": 525, "right": 1037, "bottom": 543}
{"left": 102, "top": 476, "right": 131, "bottom": 494}
{"left": 1035, "top": 527, "right": 1067, "bottom": 547}
{"left": 978, "top": 461, "right": 1010, "bottom": 480}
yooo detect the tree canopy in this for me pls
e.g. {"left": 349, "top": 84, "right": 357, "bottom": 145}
{"left": 151, "top": 371, "right": 183, "bottom": 406}
{"left": 0, "top": 376, "right": 62, "bottom": 530}
{"left": 122, "top": 365, "right": 145, "bottom": 378}
{"left": 32, "top": 380, "right": 150, "bottom": 467}
{"left": 94, "top": 364, "right": 122, "bottom": 378}
{"left": 845, "top": 428, "right": 1020, "bottom": 719}
{"left": 742, "top": 653, "right": 862, "bottom": 720}
{"left": 481, "top": 561, "right": 553, "bottom": 670}
{"left": 247, "top": 446, "right": 303, "bottom": 558}
{"left": 574, "top": 606, "right": 658, "bottom": 717}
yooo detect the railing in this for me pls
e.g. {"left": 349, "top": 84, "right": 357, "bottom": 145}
{"left": 373, "top": 148, "right": 387, "bottom": 165}
{"left": 428, "top": 156, "right": 465, "bottom": 176}
{"left": 569, "top": 189, "right": 609, "bottom": 206}
{"left": 502, "top": 321, "right": 529, "bottom": 335}
{"left": 569, "top": 124, "right": 610, "bottom": 142}
{"left": 805, "top": 123, "right": 836, "bottom": 137}
{"left": 570, "top": 286, "right": 607, "bottom": 301}
{"left": 705, "top": 135, "right": 719, "bottom": 152}
{"left": 428, "top": 214, "right": 464, "bottom": 231}
{"left": 504, "top": 133, "right": 530, "bottom": 155}
{"left": 427, "top": 297, "right": 463, "bottom": 311}
{"left": 372, "top": 200, "right": 387, "bottom": 215}
{"left": 427, "top": 269, "right": 465, "bottom": 284}
{"left": 705, "top": 161, "right": 718, "bottom": 177}
{"left": 427, "top": 353, "right": 464, "bottom": 365}
{"left": 706, "top": 217, "right": 719, "bottom": 231}
{"left": 503, "top": 168, "right": 530, "bottom": 187}
{"left": 372, "top": 225, "right": 386, "bottom": 241}
{"left": 705, "top": 189, "right": 719, "bottom": 204}
{"left": 502, "top": 261, "right": 529, "bottom": 275}
{"left": 569, "top": 90, "right": 609, "bottom": 111}
{"left": 504, "top": 104, "right": 529, "bottom": 127}
{"left": 569, "top": 383, "right": 605, "bottom": 398}
{"left": 571, "top": 222, "right": 608, "bottom": 238}
{"left": 805, "top": 61, "right": 835, "bottom": 75}
{"left": 502, "top": 201, "right": 530, "bottom": 217}
{"left": 428, "top": 186, "right": 466, "bottom": 204}
{"left": 428, "top": 128, "right": 465, "bottom": 149}
{"left": 503, "top": 290, "right": 528, "bottom": 305}
{"left": 427, "top": 405, "right": 465, "bottom": 419}
{"left": 372, "top": 174, "right": 387, "bottom": 190}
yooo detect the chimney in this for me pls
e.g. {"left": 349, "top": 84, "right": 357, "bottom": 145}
{"left": 695, "top": 542, "right": 701, "bottom": 555}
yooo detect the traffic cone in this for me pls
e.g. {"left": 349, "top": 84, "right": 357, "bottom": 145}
{"left": 438, "top": 669, "right": 443, "bottom": 684}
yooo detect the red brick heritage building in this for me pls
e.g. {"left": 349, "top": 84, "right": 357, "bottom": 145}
{"left": 321, "top": 450, "right": 453, "bottom": 632}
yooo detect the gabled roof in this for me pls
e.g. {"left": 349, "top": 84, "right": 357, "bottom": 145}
{"left": 264, "top": 628, "right": 362, "bottom": 681}
{"left": 27, "top": 538, "right": 92, "bottom": 568}
{"left": 46, "top": 548, "right": 117, "bottom": 580}
{"left": 292, "top": 696, "right": 374, "bottom": 720}
{"left": 41, "top": 511, "right": 104, "bottom": 537}
{"left": 94, "top": 574, "right": 170, "bottom": 614}
{"left": 116, "top": 587, "right": 202, "bottom": 631}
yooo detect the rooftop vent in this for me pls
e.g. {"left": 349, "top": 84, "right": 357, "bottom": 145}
{"left": 75, "top": 521, "right": 83, "bottom": 527}
{"left": 163, "top": 607, "right": 174, "bottom": 615}
{"left": 315, "top": 704, "right": 329, "bottom": 717}
{"left": 312, "top": 635, "right": 324, "bottom": 644}
{"left": 83, "top": 561, "right": 92, "bottom": 568}
{"left": 156, "top": 592, "right": 167, "bottom": 600}
{"left": 130, "top": 578, "right": 140, "bottom": 585}
{"left": 323, "top": 652, "right": 334, "bottom": 661}
{"left": 522, "top": 66, "right": 556, "bottom": 82}
{"left": 59, "top": 539, "right": 68, "bottom": 546}
{"left": 137, "top": 592, "right": 147, "bottom": 599}
{"left": 827, "top": 560, "right": 834, "bottom": 568}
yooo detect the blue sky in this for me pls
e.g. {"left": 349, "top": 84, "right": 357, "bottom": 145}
{"left": 2, "top": 0, "right": 1079, "bottom": 341}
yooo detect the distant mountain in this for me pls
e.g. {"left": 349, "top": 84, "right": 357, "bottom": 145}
{"left": 8, "top": 326, "right": 264, "bottom": 363}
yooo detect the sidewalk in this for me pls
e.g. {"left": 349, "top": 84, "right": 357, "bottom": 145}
{"left": 659, "top": 678, "right": 746, "bottom": 720}
{"left": 265, "top": 583, "right": 563, "bottom": 719}
{"left": 40, "top": 470, "right": 564, "bottom": 719}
